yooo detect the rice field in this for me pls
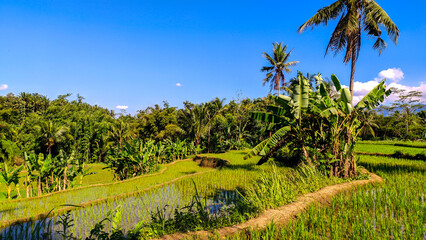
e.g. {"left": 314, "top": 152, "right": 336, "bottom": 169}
{"left": 2, "top": 143, "right": 424, "bottom": 239}
{"left": 358, "top": 140, "right": 426, "bottom": 148}
{"left": 356, "top": 142, "right": 426, "bottom": 155}
{"left": 0, "top": 160, "right": 213, "bottom": 224}
{"left": 0, "top": 151, "right": 269, "bottom": 233}
{"left": 223, "top": 148, "right": 426, "bottom": 239}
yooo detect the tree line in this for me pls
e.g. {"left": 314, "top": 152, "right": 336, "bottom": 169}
{"left": 0, "top": 93, "right": 272, "bottom": 166}
{"left": 1, "top": 87, "right": 424, "bottom": 166}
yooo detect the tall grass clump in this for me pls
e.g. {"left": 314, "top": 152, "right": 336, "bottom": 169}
{"left": 244, "top": 164, "right": 344, "bottom": 210}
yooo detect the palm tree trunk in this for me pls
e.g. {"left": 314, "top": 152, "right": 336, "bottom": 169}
{"left": 349, "top": 55, "right": 356, "bottom": 106}
{"left": 405, "top": 120, "right": 409, "bottom": 139}
{"left": 276, "top": 74, "right": 281, "bottom": 95}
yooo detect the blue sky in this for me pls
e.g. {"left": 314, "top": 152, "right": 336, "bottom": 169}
{"left": 1, "top": 0, "right": 425, "bottom": 114}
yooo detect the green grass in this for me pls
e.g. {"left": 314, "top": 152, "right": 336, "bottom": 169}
{"left": 80, "top": 163, "right": 115, "bottom": 186}
{"left": 221, "top": 155, "right": 426, "bottom": 239}
{"left": 358, "top": 140, "right": 426, "bottom": 148}
{"left": 356, "top": 142, "right": 426, "bottom": 155}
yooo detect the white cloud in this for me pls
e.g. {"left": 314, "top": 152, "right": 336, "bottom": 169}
{"left": 175, "top": 83, "right": 182, "bottom": 87}
{"left": 116, "top": 105, "right": 128, "bottom": 110}
{"left": 347, "top": 68, "right": 425, "bottom": 104}
{"left": 387, "top": 82, "right": 426, "bottom": 103}
{"left": 0, "top": 84, "right": 8, "bottom": 90}
{"left": 344, "top": 80, "right": 384, "bottom": 104}
{"left": 378, "top": 67, "right": 404, "bottom": 83}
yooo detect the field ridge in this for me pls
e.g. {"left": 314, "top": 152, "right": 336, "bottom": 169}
{"left": 158, "top": 172, "right": 383, "bottom": 240}
{"left": 5, "top": 159, "right": 193, "bottom": 204}
{"left": 0, "top": 166, "right": 215, "bottom": 229}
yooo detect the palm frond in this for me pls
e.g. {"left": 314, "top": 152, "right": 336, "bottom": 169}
{"left": 372, "top": 37, "right": 387, "bottom": 55}
{"left": 365, "top": 1, "right": 399, "bottom": 43}
{"left": 298, "top": 0, "right": 345, "bottom": 33}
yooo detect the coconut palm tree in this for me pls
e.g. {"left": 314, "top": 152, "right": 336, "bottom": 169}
{"left": 261, "top": 42, "right": 299, "bottom": 95}
{"left": 35, "top": 120, "right": 71, "bottom": 155}
{"left": 298, "top": 0, "right": 399, "bottom": 105}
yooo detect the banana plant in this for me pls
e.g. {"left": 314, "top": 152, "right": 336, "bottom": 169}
{"left": 245, "top": 72, "right": 390, "bottom": 178}
{"left": 24, "top": 152, "right": 36, "bottom": 197}
{"left": 75, "top": 157, "right": 94, "bottom": 187}
{"left": 0, "top": 163, "right": 23, "bottom": 199}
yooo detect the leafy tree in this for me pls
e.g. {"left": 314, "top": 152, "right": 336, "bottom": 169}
{"left": 135, "top": 102, "right": 183, "bottom": 141}
{"left": 261, "top": 42, "right": 299, "bottom": 95}
{"left": 108, "top": 119, "right": 132, "bottom": 148}
{"left": 298, "top": 0, "right": 399, "bottom": 104}
{"left": 388, "top": 90, "right": 424, "bottom": 139}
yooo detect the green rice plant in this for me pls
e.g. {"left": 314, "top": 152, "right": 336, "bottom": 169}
{"left": 0, "top": 160, "right": 212, "bottom": 225}
{"left": 0, "top": 151, "right": 260, "bottom": 232}
{"left": 356, "top": 142, "right": 426, "bottom": 155}
{"left": 223, "top": 155, "right": 426, "bottom": 239}
{"left": 359, "top": 140, "right": 426, "bottom": 148}
{"left": 244, "top": 164, "right": 344, "bottom": 210}
{"left": 135, "top": 180, "right": 257, "bottom": 238}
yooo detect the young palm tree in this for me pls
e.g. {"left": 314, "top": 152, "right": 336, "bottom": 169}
{"left": 298, "top": 0, "right": 399, "bottom": 105}
{"left": 261, "top": 42, "right": 299, "bottom": 95}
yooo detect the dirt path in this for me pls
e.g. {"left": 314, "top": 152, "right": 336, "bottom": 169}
{"left": 158, "top": 172, "right": 383, "bottom": 240}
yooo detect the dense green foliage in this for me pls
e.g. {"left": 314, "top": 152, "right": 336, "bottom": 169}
{"left": 0, "top": 94, "right": 270, "bottom": 167}
{"left": 245, "top": 73, "right": 390, "bottom": 178}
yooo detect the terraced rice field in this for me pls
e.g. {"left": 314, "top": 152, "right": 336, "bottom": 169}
{"left": 226, "top": 145, "right": 426, "bottom": 239}
{"left": 2, "top": 143, "right": 425, "bottom": 239}
{"left": 0, "top": 160, "right": 213, "bottom": 224}
{"left": 0, "top": 151, "right": 270, "bottom": 237}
